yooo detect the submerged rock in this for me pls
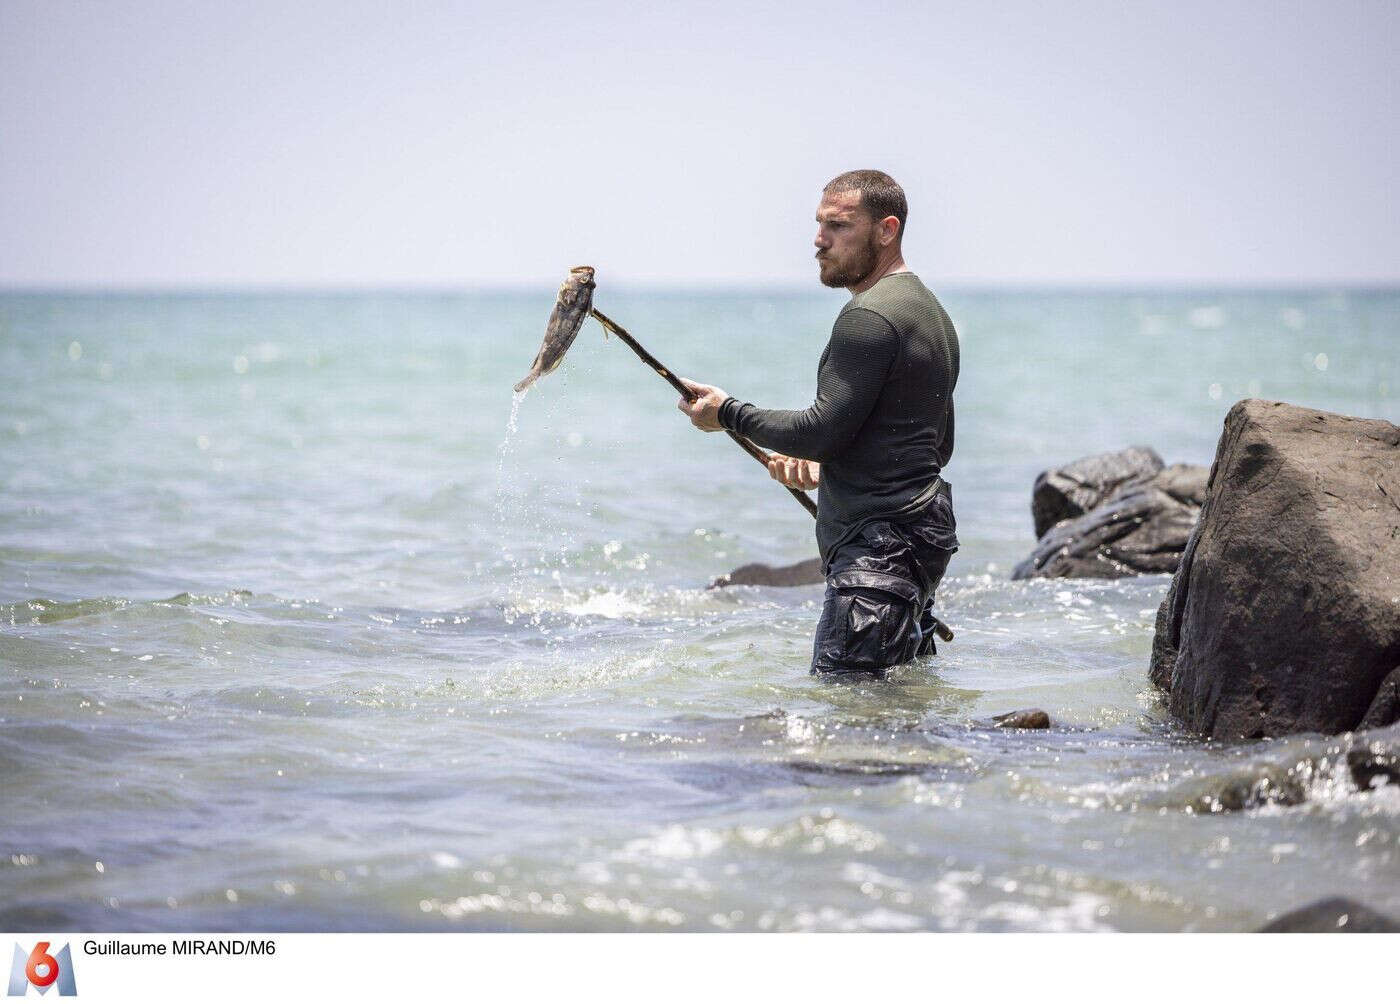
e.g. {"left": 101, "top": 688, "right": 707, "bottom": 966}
{"left": 783, "top": 757, "right": 971, "bottom": 787}
{"left": 1258, "top": 897, "right": 1400, "bottom": 933}
{"left": 711, "top": 557, "right": 824, "bottom": 588}
{"left": 1013, "top": 448, "right": 1209, "bottom": 580}
{"left": 1150, "top": 399, "right": 1400, "bottom": 739}
{"left": 1179, "top": 764, "right": 1308, "bottom": 813}
{"left": 991, "top": 708, "right": 1051, "bottom": 729}
{"left": 1347, "top": 748, "right": 1400, "bottom": 791}
{"left": 1345, "top": 725, "right": 1400, "bottom": 790}
{"left": 1154, "top": 723, "right": 1399, "bottom": 815}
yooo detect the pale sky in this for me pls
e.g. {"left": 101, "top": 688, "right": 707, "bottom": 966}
{"left": 2, "top": 0, "right": 1396, "bottom": 287}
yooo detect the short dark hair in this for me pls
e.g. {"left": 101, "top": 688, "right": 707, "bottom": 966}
{"left": 823, "top": 170, "right": 907, "bottom": 239}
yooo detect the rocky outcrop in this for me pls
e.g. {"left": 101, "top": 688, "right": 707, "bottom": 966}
{"left": 1013, "top": 447, "right": 1209, "bottom": 579}
{"left": 1030, "top": 445, "right": 1165, "bottom": 537}
{"left": 1150, "top": 399, "right": 1400, "bottom": 739}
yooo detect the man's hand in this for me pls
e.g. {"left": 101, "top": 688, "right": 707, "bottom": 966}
{"left": 677, "top": 378, "right": 728, "bottom": 432}
{"left": 766, "top": 452, "right": 820, "bottom": 490}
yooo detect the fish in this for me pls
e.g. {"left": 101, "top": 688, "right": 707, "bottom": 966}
{"left": 514, "top": 265, "right": 596, "bottom": 392}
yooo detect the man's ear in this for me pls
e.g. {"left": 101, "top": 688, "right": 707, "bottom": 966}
{"left": 879, "top": 215, "right": 901, "bottom": 246}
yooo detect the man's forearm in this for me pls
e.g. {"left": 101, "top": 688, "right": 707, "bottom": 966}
{"left": 719, "top": 397, "right": 849, "bottom": 461}
{"left": 718, "top": 307, "right": 898, "bottom": 461}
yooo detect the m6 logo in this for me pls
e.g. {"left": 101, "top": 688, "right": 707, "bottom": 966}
{"left": 7, "top": 943, "right": 77, "bottom": 997}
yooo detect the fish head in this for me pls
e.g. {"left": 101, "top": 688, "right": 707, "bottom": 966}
{"left": 562, "top": 265, "right": 596, "bottom": 299}
{"left": 554, "top": 264, "right": 599, "bottom": 315}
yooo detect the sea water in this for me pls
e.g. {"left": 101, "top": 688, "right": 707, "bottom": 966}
{"left": 1, "top": 287, "right": 1397, "bottom": 931}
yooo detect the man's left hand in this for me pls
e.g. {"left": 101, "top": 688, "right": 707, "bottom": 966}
{"left": 677, "top": 378, "right": 728, "bottom": 432}
{"left": 766, "top": 453, "right": 820, "bottom": 490}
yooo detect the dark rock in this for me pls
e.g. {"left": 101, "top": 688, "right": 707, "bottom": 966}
{"left": 1258, "top": 897, "right": 1400, "bottom": 933}
{"left": 1152, "top": 463, "right": 1210, "bottom": 507}
{"left": 1150, "top": 399, "right": 1400, "bottom": 739}
{"left": 1014, "top": 455, "right": 1209, "bottom": 580}
{"left": 1030, "top": 446, "right": 1163, "bottom": 537}
{"left": 1181, "top": 764, "right": 1308, "bottom": 813}
{"left": 1359, "top": 666, "right": 1400, "bottom": 730}
{"left": 991, "top": 708, "right": 1051, "bottom": 729}
{"left": 711, "top": 557, "right": 823, "bottom": 588}
{"left": 1347, "top": 748, "right": 1400, "bottom": 791}
{"left": 1158, "top": 724, "right": 1399, "bottom": 812}
{"left": 1013, "top": 481, "right": 1201, "bottom": 579}
{"left": 1170, "top": 716, "right": 1400, "bottom": 812}
{"left": 1346, "top": 725, "right": 1400, "bottom": 790}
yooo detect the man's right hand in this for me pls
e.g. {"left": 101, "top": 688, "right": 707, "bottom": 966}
{"left": 677, "top": 378, "right": 728, "bottom": 432}
{"left": 766, "top": 453, "right": 820, "bottom": 490}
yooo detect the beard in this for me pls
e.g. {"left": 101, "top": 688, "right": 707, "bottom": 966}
{"left": 816, "top": 231, "right": 880, "bottom": 288}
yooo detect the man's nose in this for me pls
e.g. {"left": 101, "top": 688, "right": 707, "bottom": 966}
{"left": 814, "top": 228, "right": 829, "bottom": 248}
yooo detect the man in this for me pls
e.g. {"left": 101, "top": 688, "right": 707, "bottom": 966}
{"left": 678, "top": 170, "right": 960, "bottom": 677}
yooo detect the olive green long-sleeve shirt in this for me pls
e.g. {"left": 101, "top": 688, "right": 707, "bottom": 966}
{"left": 718, "top": 273, "right": 959, "bottom": 565}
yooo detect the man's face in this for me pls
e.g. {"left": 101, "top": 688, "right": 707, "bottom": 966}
{"left": 814, "top": 190, "right": 880, "bottom": 289}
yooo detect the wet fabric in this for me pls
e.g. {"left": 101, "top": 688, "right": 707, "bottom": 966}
{"left": 811, "top": 484, "right": 959, "bottom": 676}
{"left": 718, "top": 273, "right": 960, "bottom": 566}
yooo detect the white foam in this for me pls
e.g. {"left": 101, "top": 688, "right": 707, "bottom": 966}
{"left": 562, "top": 591, "right": 647, "bottom": 619}
{"left": 621, "top": 825, "right": 726, "bottom": 861}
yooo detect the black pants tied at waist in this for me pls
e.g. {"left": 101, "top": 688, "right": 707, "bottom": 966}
{"left": 810, "top": 484, "right": 958, "bottom": 676}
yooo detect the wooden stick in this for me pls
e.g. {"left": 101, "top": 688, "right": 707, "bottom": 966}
{"left": 590, "top": 307, "right": 818, "bottom": 518}
{"left": 589, "top": 307, "right": 952, "bottom": 643}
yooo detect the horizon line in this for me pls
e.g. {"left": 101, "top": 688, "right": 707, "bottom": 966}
{"left": 3, "top": 278, "right": 1400, "bottom": 296}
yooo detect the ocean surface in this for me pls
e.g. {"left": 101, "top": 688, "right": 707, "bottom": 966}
{"left": 2, "top": 286, "right": 1397, "bottom": 932}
